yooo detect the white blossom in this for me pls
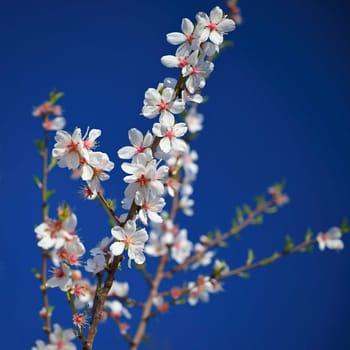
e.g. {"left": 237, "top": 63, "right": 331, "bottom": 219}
{"left": 317, "top": 227, "right": 344, "bottom": 251}
{"left": 110, "top": 220, "right": 149, "bottom": 267}
{"left": 118, "top": 128, "right": 153, "bottom": 160}
{"left": 47, "top": 324, "right": 76, "bottom": 350}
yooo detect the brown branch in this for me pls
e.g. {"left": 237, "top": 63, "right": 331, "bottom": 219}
{"left": 40, "top": 123, "right": 52, "bottom": 338}
{"left": 163, "top": 200, "right": 274, "bottom": 278}
{"left": 131, "top": 255, "right": 168, "bottom": 350}
{"left": 96, "top": 191, "right": 123, "bottom": 226}
{"left": 83, "top": 256, "right": 123, "bottom": 350}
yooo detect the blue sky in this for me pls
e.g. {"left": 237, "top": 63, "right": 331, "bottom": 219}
{"left": 1, "top": 0, "right": 350, "bottom": 349}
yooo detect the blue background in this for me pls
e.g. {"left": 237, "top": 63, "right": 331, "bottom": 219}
{"left": 1, "top": 0, "right": 349, "bottom": 349}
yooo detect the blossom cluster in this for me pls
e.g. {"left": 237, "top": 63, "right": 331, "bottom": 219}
{"left": 31, "top": 4, "right": 347, "bottom": 350}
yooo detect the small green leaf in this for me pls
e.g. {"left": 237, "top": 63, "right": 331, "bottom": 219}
{"left": 238, "top": 272, "right": 250, "bottom": 278}
{"left": 246, "top": 249, "right": 254, "bottom": 265}
{"left": 265, "top": 206, "right": 278, "bottom": 214}
{"left": 48, "top": 157, "right": 57, "bottom": 171}
{"left": 45, "top": 189, "right": 56, "bottom": 201}
{"left": 243, "top": 204, "right": 252, "bottom": 216}
{"left": 219, "top": 241, "right": 228, "bottom": 248}
{"left": 301, "top": 245, "right": 314, "bottom": 253}
{"left": 253, "top": 214, "right": 263, "bottom": 225}
{"left": 341, "top": 217, "right": 350, "bottom": 234}
{"left": 261, "top": 252, "right": 279, "bottom": 266}
{"left": 106, "top": 198, "right": 117, "bottom": 211}
{"left": 34, "top": 139, "right": 44, "bottom": 153}
{"left": 284, "top": 235, "right": 294, "bottom": 252}
{"left": 304, "top": 228, "right": 313, "bottom": 241}
{"left": 255, "top": 195, "right": 266, "bottom": 207}
{"left": 49, "top": 90, "right": 64, "bottom": 104}
{"left": 32, "top": 175, "right": 42, "bottom": 189}
{"left": 236, "top": 206, "right": 244, "bottom": 223}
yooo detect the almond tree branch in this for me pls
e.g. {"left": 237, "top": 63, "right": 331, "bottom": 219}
{"left": 40, "top": 121, "right": 52, "bottom": 338}
{"left": 163, "top": 199, "right": 275, "bottom": 278}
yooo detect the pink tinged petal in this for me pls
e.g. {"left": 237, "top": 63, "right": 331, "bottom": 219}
{"left": 162, "top": 87, "right": 175, "bottom": 103}
{"left": 118, "top": 146, "right": 136, "bottom": 159}
{"left": 88, "top": 129, "right": 101, "bottom": 141}
{"left": 144, "top": 88, "right": 161, "bottom": 105}
{"left": 166, "top": 32, "right": 186, "bottom": 45}
{"left": 181, "top": 18, "right": 194, "bottom": 35}
{"left": 50, "top": 117, "right": 66, "bottom": 130}
{"left": 129, "top": 128, "right": 143, "bottom": 146}
{"left": 161, "top": 55, "right": 179, "bottom": 68}
{"left": 169, "top": 99, "right": 185, "bottom": 114}
{"left": 160, "top": 137, "right": 172, "bottom": 153}
{"left": 210, "top": 6, "right": 223, "bottom": 23}
{"left": 111, "top": 226, "right": 126, "bottom": 240}
{"left": 142, "top": 105, "right": 159, "bottom": 118}
{"left": 110, "top": 241, "right": 126, "bottom": 256}
{"left": 217, "top": 18, "right": 236, "bottom": 33}
{"left": 173, "top": 123, "right": 188, "bottom": 137}
{"left": 210, "top": 30, "right": 223, "bottom": 46}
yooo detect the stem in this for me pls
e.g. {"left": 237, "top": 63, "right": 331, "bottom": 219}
{"left": 163, "top": 200, "right": 274, "bottom": 278}
{"left": 131, "top": 255, "right": 167, "bottom": 350}
{"left": 40, "top": 124, "right": 52, "bottom": 338}
{"left": 66, "top": 292, "right": 86, "bottom": 343}
{"left": 96, "top": 191, "right": 123, "bottom": 226}
{"left": 83, "top": 256, "right": 123, "bottom": 350}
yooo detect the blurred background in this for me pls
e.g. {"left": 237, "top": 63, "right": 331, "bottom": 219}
{"left": 0, "top": 0, "right": 349, "bottom": 349}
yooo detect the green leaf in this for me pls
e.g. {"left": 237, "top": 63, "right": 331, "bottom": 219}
{"left": 49, "top": 90, "right": 64, "bottom": 104}
{"left": 246, "top": 249, "right": 254, "bottom": 265}
{"left": 32, "top": 175, "right": 42, "bottom": 189}
{"left": 253, "top": 214, "right": 263, "bottom": 225}
{"left": 48, "top": 157, "right": 57, "bottom": 171}
{"left": 261, "top": 252, "right": 279, "bottom": 266}
{"left": 34, "top": 139, "right": 44, "bottom": 153}
{"left": 255, "top": 195, "right": 266, "bottom": 207}
{"left": 106, "top": 198, "right": 117, "bottom": 211}
{"left": 284, "top": 235, "right": 294, "bottom": 252}
{"left": 238, "top": 272, "right": 250, "bottom": 278}
{"left": 304, "top": 228, "right": 313, "bottom": 241}
{"left": 301, "top": 245, "right": 314, "bottom": 253}
{"left": 236, "top": 206, "right": 244, "bottom": 223}
{"left": 265, "top": 206, "right": 278, "bottom": 214}
{"left": 45, "top": 189, "right": 56, "bottom": 201}
{"left": 243, "top": 204, "right": 252, "bottom": 216}
{"left": 341, "top": 217, "right": 350, "bottom": 234}
{"left": 219, "top": 241, "right": 228, "bottom": 248}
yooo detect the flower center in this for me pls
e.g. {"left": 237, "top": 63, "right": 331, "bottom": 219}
{"left": 157, "top": 100, "right": 169, "bottom": 111}
{"left": 207, "top": 22, "right": 218, "bottom": 31}
{"left": 138, "top": 174, "right": 150, "bottom": 187}
{"left": 166, "top": 129, "right": 175, "bottom": 139}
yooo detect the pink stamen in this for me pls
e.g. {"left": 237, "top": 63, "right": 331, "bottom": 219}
{"left": 136, "top": 145, "right": 146, "bottom": 153}
{"left": 178, "top": 58, "right": 188, "bottom": 68}
{"left": 166, "top": 129, "right": 175, "bottom": 139}
{"left": 207, "top": 22, "right": 218, "bottom": 31}
{"left": 157, "top": 100, "right": 169, "bottom": 111}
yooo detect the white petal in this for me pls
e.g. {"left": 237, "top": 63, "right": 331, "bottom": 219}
{"left": 161, "top": 55, "right": 179, "bottom": 68}
{"left": 210, "top": 30, "right": 223, "bottom": 46}
{"left": 162, "top": 87, "right": 175, "bottom": 103}
{"left": 181, "top": 18, "right": 194, "bottom": 35}
{"left": 169, "top": 99, "right": 185, "bottom": 114}
{"left": 111, "top": 226, "right": 126, "bottom": 240}
{"left": 128, "top": 128, "right": 143, "bottom": 146}
{"left": 210, "top": 6, "right": 223, "bottom": 24}
{"left": 166, "top": 32, "right": 186, "bottom": 45}
{"left": 144, "top": 88, "right": 161, "bottom": 105}
{"left": 217, "top": 18, "right": 236, "bottom": 33}
{"left": 142, "top": 105, "right": 159, "bottom": 118}
{"left": 118, "top": 146, "right": 136, "bottom": 159}
{"left": 160, "top": 137, "right": 172, "bottom": 153}
{"left": 110, "top": 241, "right": 125, "bottom": 256}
